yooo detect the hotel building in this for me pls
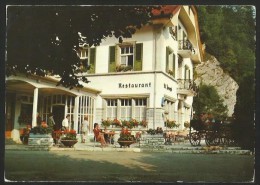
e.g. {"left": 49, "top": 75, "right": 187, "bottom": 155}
{"left": 6, "top": 5, "right": 203, "bottom": 142}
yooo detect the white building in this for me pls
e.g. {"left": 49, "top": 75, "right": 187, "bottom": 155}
{"left": 80, "top": 5, "right": 203, "bottom": 129}
{"left": 5, "top": 5, "right": 203, "bottom": 142}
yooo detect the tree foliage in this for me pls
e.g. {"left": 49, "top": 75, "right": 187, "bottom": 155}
{"left": 197, "top": 5, "right": 255, "bottom": 83}
{"left": 193, "top": 84, "right": 228, "bottom": 120}
{"left": 6, "top": 6, "right": 159, "bottom": 89}
{"left": 197, "top": 6, "right": 255, "bottom": 150}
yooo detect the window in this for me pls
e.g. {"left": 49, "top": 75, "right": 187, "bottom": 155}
{"left": 78, "top": 46, "right": 96, "bottom": 74}
{"left": 178, "top": 55, "right": 183, "bottom": 79}
{"left": 105, "top": 98, "right": 147, "bottom": 121}
{"left": 109, "top": 43, "right": 143, "bottom": 72}
{"left": 107, "top": 99, "right": 117, "bottom": 120}
{"left": 120, "top": 45, "right": 134, "bottom": 67}
{"left": 78, "top": 96, "right": 95, "bottom": 133}
{"left": 121, "top": 99, "right": 132, "bottom": 120}
{"left": 169, "top": 27, "right": 177, "bottom": 40}
{"left": 166, "top": 47, "right": 176, "bottom": 78}
{"left": 184, "top": 65, "right": 191, "bottom": 80}
{"left": 184, "top": 65, "right": 191, "bottom": 89}
{"left": 164, "top": 99, "right": 175, "bottom": 121}
{"left": 79, "top": 48, "right": 88, "bottom": 59}
{"left": 134, "top": 98, "right": 147, "bottom": 121}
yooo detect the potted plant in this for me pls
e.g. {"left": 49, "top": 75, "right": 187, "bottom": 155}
{"left": 30, "top": 123, "right": 53, "bottom": 135}
{"left": 129, "top": 119, "right": 139, "bottom": 128}
{"left": 147, "top": 128, "right": 156, "bottom": 135}
{"left": 112, "top": 118, "right": 121, "bottom": 127}
{"left": 117, "top": 128, "right": 136, "bottom": 148}
{"left": 116, "top": 65, "right": 133, "bottom": 72}
{"left": 28, "top": 123, "right": 54, "bottom": 148}
{"left": 60, "top": 129, "right": 78, "bottom": 147}
{"left": 101, "top": 119, "right": 112, "bottom": 127}
{"left": 20, "top": 124, "right": 31, "bottom": 144}
{"left": 184, "top": 121, "right": 190, "bottom": 129}
{"left": 18, "top": 114, "right": 32, "bottom": 125}
{"left": 139, "top": 120, "right": 148, "bottom": 128}
{"left": 121, "top": 120, "right": 133, "bottom": 129}
{"left": 165, "top": 120, "right": 180, "bottom": 129}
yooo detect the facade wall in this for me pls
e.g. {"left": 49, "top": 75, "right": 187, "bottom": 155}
{"left": 82, "top": 7, "right": 201, "bottom": 130}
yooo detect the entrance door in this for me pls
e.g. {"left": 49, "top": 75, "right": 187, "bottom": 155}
{"left": 6, "top": 94, "right": 15, "bottom": 138}
{"left": 52, "top": 105, "right": 65, "bottom": 130}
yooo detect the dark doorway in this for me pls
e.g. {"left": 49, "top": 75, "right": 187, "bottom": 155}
{"left": 52, "top": 105, "right": 64, "bottom": 130}
{"left": 5, "top": 93, "right": 16, "bottom": 138}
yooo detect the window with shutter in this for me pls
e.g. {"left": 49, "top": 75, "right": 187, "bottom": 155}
{"left": 134, "top": 43, "right": 143, "bottom": 71}
{"left": 109, "top": 46, "right": 116, "bottom": 72}
{"left": 166, "top": 46, "right": 169, "bottom": 72}
{"left": 88, "top": 48, "right": 96, "bottom": 74}
{"left": 109, "top": 42, "right": 143, "bottom": 72}
{"left": 172, "top": 53, "right": 176, "bottom": 78}
{"left": 166, "top": 46, "right": 175, "bottom": 77}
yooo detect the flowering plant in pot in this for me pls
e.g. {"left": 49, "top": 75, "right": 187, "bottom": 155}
{"left": 18, "top": 114, "right": 32, "bottom": 125}
{"left": 121, "top": 120, "right": 133, "bottom": 129}
{"left": 117, "top": 128, "right": 136, "bottom": 147}
{"left": 112, "top": 118, "right": 121, "bottom": 127}
{"left": 129, "top": 119, "right": 139, "bottom": 128}
{"left": 30, "top": 123, "right": 53, "bottom": 135}
{"left": 101, "top": 119, "right": 112, "bottom": 127}
{"left": 28, "top": 123, "right": 54, "bottom": 147}
{"left": 165, "top": 120, "right": 180, "bottom": 129}
{"left": 139, "top": 120, "right": 148, "bottom": 128}
{"left": 184, "top": 121, "right": 190, "bottom": 129}
{"left": 20, "top": 124, "right": 31, "bottom": 144}
{"left": 60, "top": 129, "right": 78, "bottom": 147}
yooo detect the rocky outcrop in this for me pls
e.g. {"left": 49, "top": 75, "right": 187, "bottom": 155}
{"left": 194, "top": 54, "right": 239, "bottom": 116}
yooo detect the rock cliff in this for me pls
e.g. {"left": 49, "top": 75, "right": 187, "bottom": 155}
{"left": 194, "top": 54, "right": 239, "bottom": 116}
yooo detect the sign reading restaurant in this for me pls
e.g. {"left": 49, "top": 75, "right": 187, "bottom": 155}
{"left": 118, "top": 82, "right": 151, "bottom": 89}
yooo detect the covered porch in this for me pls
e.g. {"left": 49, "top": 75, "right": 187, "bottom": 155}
{"left": 6, "top": 75, "right": 100, "bottom": 142}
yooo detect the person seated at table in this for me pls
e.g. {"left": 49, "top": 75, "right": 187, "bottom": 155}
{"left": 103, "top": 126, "right": 110, "bottom": 143}
{"left": 93, "top": 123, "right": 107, "bottom": 147}
{"left": 135, "top": 131, "right": 142, "bottom": 141}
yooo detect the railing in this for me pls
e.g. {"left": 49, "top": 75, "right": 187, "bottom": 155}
{"left": 178, "top": 40, "right": 193, "bottom": 51}
{"left": 177, "top": 79, "right": 198, "bottom": 92}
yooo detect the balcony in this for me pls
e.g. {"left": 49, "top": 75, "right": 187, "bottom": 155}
{"left": 177, "top": 79, "right": 197, "bottom": 96}
{"left": 178, "top": 40, "right": 195, "bottom": 58}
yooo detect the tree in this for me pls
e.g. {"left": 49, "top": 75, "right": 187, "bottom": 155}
{"left": 197, "top": 5, "right": 255, "bottom": 84}
{"left": 6, "top": 6, "right": 161, "bottom": 89}
{"left": 196, "top": 6, "right": 255, "bottom": 150}
{"left": 193, "top": 84, "right": 228, "bottom": 120}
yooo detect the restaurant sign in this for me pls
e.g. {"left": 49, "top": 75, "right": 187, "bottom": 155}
{"left": 118, "top": 82, "right": 151, "bottom": 89}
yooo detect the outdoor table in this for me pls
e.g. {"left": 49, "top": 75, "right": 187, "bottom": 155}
{"left": 104, "top": 132, "right": 115, "bottom": 144}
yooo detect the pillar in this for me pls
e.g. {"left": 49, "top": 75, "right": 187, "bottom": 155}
{"left": 32, "top": 87, "right": 38, "bottom": 127}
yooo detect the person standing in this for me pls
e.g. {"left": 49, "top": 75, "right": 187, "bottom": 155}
{"left": 62, "top": 115, "right": 70, "bottom": 130}
{"left": 36, "top": 112, "right": 42, "bottom": 126}
{"left": 47, "top": 113, "right": 56, "bottom": 130}
{"left": 81, "top": 116, "right": 89, "bottom": 143}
